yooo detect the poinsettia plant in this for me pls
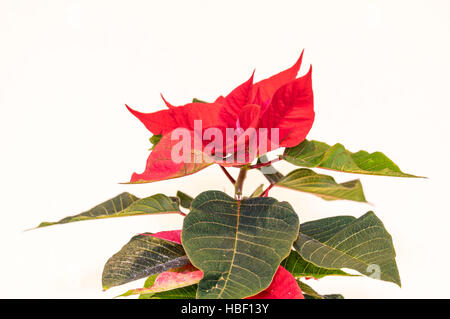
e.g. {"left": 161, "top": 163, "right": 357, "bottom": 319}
{"left": 35, "top": 51, "right": 420, "bottom": 299}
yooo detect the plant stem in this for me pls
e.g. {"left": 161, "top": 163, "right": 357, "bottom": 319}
{"left": 234, "top": 166, "right": 249, "bottom": 200}
{"left": 249, "top": 156, "right": 282, "bottom": 169}
{"left": 220, "top": 166, "right": 236, "bottom": 185}
{"left": 260, "top": 183, "right": 275, "bottom": 197}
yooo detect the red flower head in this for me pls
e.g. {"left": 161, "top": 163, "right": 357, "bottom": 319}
{"left": 127, "top": 51, "right": 314, "bottom": 183}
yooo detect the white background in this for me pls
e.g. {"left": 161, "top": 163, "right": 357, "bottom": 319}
{"left": 1, "top": 0, "right": 449, "bottom": 298}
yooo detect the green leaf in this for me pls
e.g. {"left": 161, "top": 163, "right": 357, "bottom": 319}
{"left": 140, "top": 285, "right": 197, "bottom": 299}
{"left": 149, "top": 134, "right": 162, "bottom": 150}
{"left": 250, "top": 184, "right": 264, "bottom": 197}
{"left": 284, "top": 140, "right": 421, "bottom": 178}
{"left": 182, "top": 190, "right": 300, "bottom": 299}
{"left": 102, "top": 233, "right": 189, "bottom": 289}
{"left": 35, "top": 193, "right": 182, "bottom": 229}
{"left": 294, "top": 212, "right": 401, "bottom": 286}
{"left": 144, "top": 274, "right": 158, "bottom": 288}
{"left": 192, "top": 98, "right": 207, "bottom": 103}
{"left": 176, "top": 191, "right": 194, "bottom": 209}
{"left": 298, "top": 280, "right": 344, "bottom": 299}
{"left": 281, "top": 250, "right": 354, "bottom": 279}
{"left": 276, "top": 168, "right": 367, "bottom": 202}
{"left": 138, "top": 274, "right": 159, "bottom": 299}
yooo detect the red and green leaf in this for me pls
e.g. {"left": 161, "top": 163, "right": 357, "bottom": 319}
{"left": 118, "top": 264, "right": 203, "bottom": 297}
{"left": 102, "top": 231, "right": 188, "bottom": 289}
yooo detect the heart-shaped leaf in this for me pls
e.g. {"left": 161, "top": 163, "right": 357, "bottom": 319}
{"left": 182, "top": 190, "right": 300, "bottom": 299}
{"left": 276, "top": 168, "right": 367, "bottom": 202}
{"left": 102, "top": 233, "right": 189, "bottom": 289}
{"left": 294, "top": 212, "right": 401, "bottom": 286}
{"left": 281, "top": 250, "right": 354, "bottom": 279}
{"left": 284, "top": 140, "right": 421, "bottom": 177}
{"left": 34, "top": 193, "right": 182, "bottom": 229}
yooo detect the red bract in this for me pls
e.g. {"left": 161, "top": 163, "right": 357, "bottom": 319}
{"left": 149, "top": 230, "right": 304, "bottom": 299}
{"left": 216, "top": 50, "right": 314, "bottom": 152}
{"left": 127, "top": 52, "right": 314, "bottom": 183}
{"left": 246, "top": 266, "right": 304, "bottom": 299}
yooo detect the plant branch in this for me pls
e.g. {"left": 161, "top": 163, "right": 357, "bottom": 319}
{"left": 249, "top": 156, "right": 282, "bottom": 169}
{"left": 260, "top": 183, "right": 276, "bottom": 197}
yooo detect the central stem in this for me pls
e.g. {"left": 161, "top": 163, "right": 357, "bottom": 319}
{"left": 234, "top": 165, "right": 249, "bottom": 200}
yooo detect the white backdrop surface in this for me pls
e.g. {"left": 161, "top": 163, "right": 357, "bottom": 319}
{"left": 1, "top": 0, "right": 449, "bottom": 298}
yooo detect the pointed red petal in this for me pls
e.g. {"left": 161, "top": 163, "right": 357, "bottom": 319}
{"left": 246, "top": 266, "right": 304, "bottom": 299}
{"left": 126, "top": 102, "right": 221, "bottom": 136}
{"left": 259, "top": 66, "right": 314, "bottom": 148}
{"left": 160, "top": 93, "right": 175, "bottom": 109}
{"left": 252, "top": 51, "right": 304, "bottom": 104}
{"left": 129, "top": 132, "right": 211, "bottom": 183}
{"left": 126, "top": 104, "right": 174, "bottom": 135}
{"left": 218, "top": 72, "right": 254, "bottom": 128}
{"left": 238, "top": 104, "right": 261, "bottom": 131}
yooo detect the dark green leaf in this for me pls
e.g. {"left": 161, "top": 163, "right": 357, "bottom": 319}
{"left": 176, "top": 191, "right": 194, "bottom": 209}
{"left": 281, "top": 250, "right": 354, "bottom": 279}
{"left": 276, "top": 168, "right": 367, "bottom": 202}
{"left": 192, "top": 98, "right": 207, "bottom": 103}
{"left": 102, "top": 233, "right": 189, "bottom": 289}
{"left": 284, "top": 140, "right": 421, "bottom": 177}
{"left": 35, "top": 193, "right": 182, "bottom": 229}
{"left": 182, "top": 190, "right": 300, "bottom": 299}
{"left": 169, "top": 196, "right": 181, "bottom": 208}
{"left": 294, "top": 212, "right": 401, "bottom": 286}
{"left": 298, "top": 280, "right": 344, "bottom": 299}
